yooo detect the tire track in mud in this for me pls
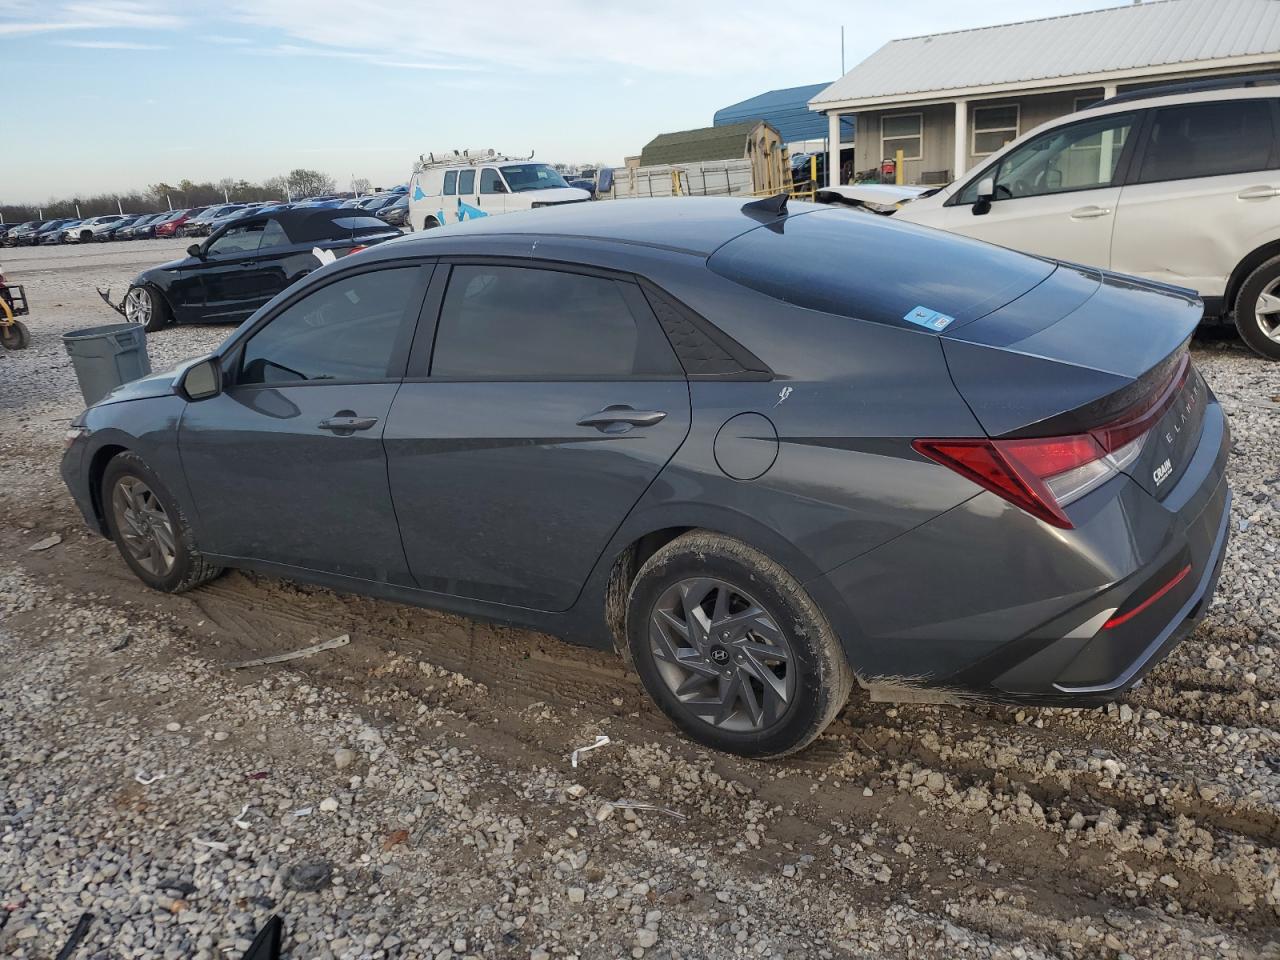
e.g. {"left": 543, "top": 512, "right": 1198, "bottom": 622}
{"left": 4, "top": 497, "right": 1280, "bottom": 946}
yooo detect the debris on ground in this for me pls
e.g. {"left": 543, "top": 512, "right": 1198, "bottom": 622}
{"left": 570, "top": 734, "right": 611, "bottom": 768}
{"left": 227, "top": 633, "right": 349, "bottom": 669}
{"left": 26, "top": 534, "right": 61, "bottom": 551}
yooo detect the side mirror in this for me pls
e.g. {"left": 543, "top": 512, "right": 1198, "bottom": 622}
{"left": 177, "top": 357, "right": 221, "bottom": 402}
{"left": 187, "top": 243, "right": 204, "bottom": 259}
{"left": 972, "top": 176, "right": 996, "bottom": 216}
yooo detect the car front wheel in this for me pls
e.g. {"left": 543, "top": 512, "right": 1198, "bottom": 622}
{"left": 102, "top": 452, "right": 223, "bottom": 593}
{"left": 1234, "top": 255, "right": 1280, "bottom": 361}
{"left": 626, "top": 531, "right": 854, "bottom": 758}
{"left": 123, "top": 285, "right": 171, "bottom": 333}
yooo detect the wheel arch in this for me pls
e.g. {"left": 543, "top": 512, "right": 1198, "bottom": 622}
{"left": 87, "top": 442, "right": 130, "bottom": 532}
{"left": 1225, "top": 239, "right": 1280, "bottom": 314}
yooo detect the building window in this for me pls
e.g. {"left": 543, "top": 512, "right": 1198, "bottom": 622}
{"left": 1074, "top": 94, "right": 1104, "bottom": 112}
{"left": 972, "top": 104, "right": 1019, "bottom": 156}
{"left": 880, "top": 113, "right": 922, "bottom": 161}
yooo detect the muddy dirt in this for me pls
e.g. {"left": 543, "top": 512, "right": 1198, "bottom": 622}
{"left": 2, "top": 241, "right": 1279, "bottom": 959}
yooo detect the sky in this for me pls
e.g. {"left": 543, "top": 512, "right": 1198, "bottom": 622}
{"left": 2, "top": 0, "right": 1123, "bottom": 204}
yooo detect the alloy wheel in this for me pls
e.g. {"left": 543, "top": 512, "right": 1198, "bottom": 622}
{"left": 111, "top": 476, "right": 176, "bottom": 576}
{"left": 124, "top": 287, "right": 151, "bottom": 325}
{"left": 1254, "top": 279, "right": 1280, "bottom": 344}
{"left": 648, "top": 578, "right": 795, "bottom": 733}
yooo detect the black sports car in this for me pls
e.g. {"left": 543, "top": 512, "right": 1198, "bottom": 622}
{"left": 112, "top": 209, "right": 401, "bottom": 331}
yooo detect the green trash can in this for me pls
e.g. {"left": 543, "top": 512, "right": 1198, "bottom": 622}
{"left": 61, "top": 322, "right": 152, "bottom": 406}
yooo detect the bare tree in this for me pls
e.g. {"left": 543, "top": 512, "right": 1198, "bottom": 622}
{"left": 286, "top": 168, "right": 337, "bottom": 199}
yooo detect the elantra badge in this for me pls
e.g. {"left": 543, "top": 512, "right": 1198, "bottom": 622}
{"left": 1153, "top": 459, "right": 1173, "bottom": 486}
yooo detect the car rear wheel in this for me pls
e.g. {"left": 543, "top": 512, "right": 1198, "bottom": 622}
{"left": 102, "top": 452, "right": 223, "bottom": 593}
{"left": 423, "top": 217, "right": 440, "bottom": 229}
{"left": 124, "top": 285, "right": 171, "bottom": 333}
{"left": 1234, "top": 255, "right": 1280, "bottom": 361}
{"left": 626, "top": 531, "right": 854, "bottom": 758}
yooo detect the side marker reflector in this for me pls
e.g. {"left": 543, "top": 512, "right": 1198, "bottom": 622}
{"left": 1104, "top": 564, "right": 1192, "bottom": 629}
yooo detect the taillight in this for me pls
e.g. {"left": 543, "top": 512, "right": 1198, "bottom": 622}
{"left": 914, "top": 354, "right": 1196, "bottom": 527}
{"left": 345, "top": 245, "right": 368, "bottom": 256}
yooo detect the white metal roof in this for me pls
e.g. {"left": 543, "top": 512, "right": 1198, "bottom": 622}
{"left": 811, "top": 0, "right": 1280, "bottom": 109}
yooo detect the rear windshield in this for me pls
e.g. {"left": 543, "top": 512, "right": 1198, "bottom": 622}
{"left": 331, "top": 216, "right": 394, "bottom": 232}
{"left": 706, "top": 208, "right": 1054, "bottom": 332}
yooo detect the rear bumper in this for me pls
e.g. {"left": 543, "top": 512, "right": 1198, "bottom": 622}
{"left": 807, "top": 398, "right": 1232, "bottom": 706}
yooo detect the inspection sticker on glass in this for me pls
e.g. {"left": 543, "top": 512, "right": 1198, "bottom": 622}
{"left": 903, "top": 305, "right": 956, "bottom": 331}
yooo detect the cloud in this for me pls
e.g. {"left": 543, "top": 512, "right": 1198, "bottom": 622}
{"left": 58, "top": 38, "right": 167, "bottom": 48}
{"left": 0, "top": 0, "right": 182, "bottom": 36}
{"left": 225, "top": 0, "right": 822, "bottom": 76}
{"left": 248, "top": 41, "right": 481, "bottom": 73}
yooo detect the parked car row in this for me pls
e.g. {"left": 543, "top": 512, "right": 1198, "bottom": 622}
{"left": 2, "top": 188, "right": 410, "bottom": 247}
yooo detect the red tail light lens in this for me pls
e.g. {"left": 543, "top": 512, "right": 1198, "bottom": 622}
{"left": 346, "top": 244, "right": 368, "bottom": 256}
{"left": 916, "top": 352, "right": 1194, "bottom": 528}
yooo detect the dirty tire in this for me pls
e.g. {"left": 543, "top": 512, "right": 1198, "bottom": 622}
{"left": 626, "top": 531, "right": 853, "bottom": 758}
{"left": 1233, "top": 255, "right": 1280, "bottom": 361}
{"left": 1, "top": 319, "right": 30, "bottom": 350}
{"left": 101, "top": 451, "right": 224, "bottom": 593}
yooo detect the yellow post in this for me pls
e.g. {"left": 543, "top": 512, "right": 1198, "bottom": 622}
{"left": 810, "top": 154, "right": 818, "bottom": 187}
{"left": 895, "top": 149, "right": 905, "bottom": 186}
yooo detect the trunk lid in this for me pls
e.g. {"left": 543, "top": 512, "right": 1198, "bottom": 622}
{"left": 941, "top": 264, "right": 1205, "bottom": 500}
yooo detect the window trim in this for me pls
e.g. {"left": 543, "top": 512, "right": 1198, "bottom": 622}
{"left": 880, "top": 111, "right": 923, "bottom": 162}
{"left": 223, "top": 259, "right": 436, "bottom": 389}
{"left": 1129, "top": 97, "right": 1280, "bottom": 187}
{"left": 405, "top": 257, "right": 685, "bottom": 383}
{"left": 945, "top": 109, "right": 1145, "bottom": 207}
{"left": 971, "top": 103, "right": 1020, "bottom": 157}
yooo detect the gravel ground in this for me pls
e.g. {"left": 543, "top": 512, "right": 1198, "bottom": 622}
{"left": 1, "top": 241, "right": 1279, "bottom": 959}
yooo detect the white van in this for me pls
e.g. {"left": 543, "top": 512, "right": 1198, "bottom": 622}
{"left": 408, "top": 155, "right": 590, "bottom": 231}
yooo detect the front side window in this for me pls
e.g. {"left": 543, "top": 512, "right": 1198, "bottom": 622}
{"left": 1137, "top": 100, "right": 1275, "bottom": 183}
{"left": 457, "top": 169, "right": 476, "bottom": 194}
{"left": 881, "top": 113, "right": 922, "bottom": 161}
{"left": 207, "top": 221, "right": 266, "bottom": 257}
{"left": 972, "top": 104, "right": 1019, "bottom": 156}
{"left": 240, "top": 267, "right": 420, "bottom": 385}
{"left": 479, "top": 169, "right": 505, "bottom": 194}
{"left": 431, "top": 266, "right": 677, "bottom": 379}
{"left": 959, "top": 112, "right": 1135, "bottom": 202}
{"left": 499, "top": 163, "right": 570, "bottom": 192}
{"left": 443, "top": 170, "right": 457, "bottom": 196}
{"left": 258, "top": 219, "right": 289, "bottom": 249}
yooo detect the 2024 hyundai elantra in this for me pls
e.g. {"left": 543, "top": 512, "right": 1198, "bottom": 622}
{"left": 61, "top": 197, "right": 1231, "bottom": 757}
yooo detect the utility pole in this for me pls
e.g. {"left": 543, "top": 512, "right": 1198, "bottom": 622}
{"left": 74, "top": 199, "right": 82, "bottom": 218}
{"left": 166, "top": 194, "right": 173, "bottom": 210}
{"left": 117, "top": 197, "right": 124, "bottom": 215}
{"left": 223, "top": 185, "right": 229, "bottom": 202}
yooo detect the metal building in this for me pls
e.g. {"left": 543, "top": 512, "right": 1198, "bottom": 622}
{"left": 714, "top": 83, "right": 855, "bottom": 147}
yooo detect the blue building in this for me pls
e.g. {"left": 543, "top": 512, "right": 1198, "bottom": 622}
{"left": 714, "top": 83, "right": 855, "bottom": 147}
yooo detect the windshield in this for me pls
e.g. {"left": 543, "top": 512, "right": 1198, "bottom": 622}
{"left": 499, "top": 164, "right": 569, "bottom": 192}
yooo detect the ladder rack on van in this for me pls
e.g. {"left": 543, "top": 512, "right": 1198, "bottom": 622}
{"left": 414, "top": 149, "right": 535, "bottom": 172}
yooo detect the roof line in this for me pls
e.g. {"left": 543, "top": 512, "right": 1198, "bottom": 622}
{"left": 882, "top": 0, "right": 1175, "bottom": 45}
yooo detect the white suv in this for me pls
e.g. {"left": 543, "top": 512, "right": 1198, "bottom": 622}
{"left": 822, "top": 82, "right": 1280, "bottom": 360}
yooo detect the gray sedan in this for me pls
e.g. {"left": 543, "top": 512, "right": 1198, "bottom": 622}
{"left": 61, "top": 197, "right": 1231, "bottom": 757}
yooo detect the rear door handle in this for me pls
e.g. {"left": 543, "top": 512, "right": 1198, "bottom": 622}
{"left": 1069, "top": 205, "right": 1112, "bottom": 219}
{"left": 319, "top": 415, "right": 379, "bottom": 434}
{"left": 577, "top": 405, "right": 667, "bottom": 431}
{"left": 1238, "top": 185, "right": 1280, "bottom": 200}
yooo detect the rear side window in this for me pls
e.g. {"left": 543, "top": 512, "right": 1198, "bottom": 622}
{"left": 457, "top": 169, "right": 476, "bottom": 194}
{"left": 1137, "top": 100, "right": 1275, "bottom": 182}
{"left": 240, "top": 268, "right": 421, "bottom": 384}
{"left": 259, "top": 219, "right": 288, "bottom": 248}
{"left": 431, "top": 266, "right": 679, "bottom": 379}
{"left": 443, "top": 171, "right": 457, "bottom": 195}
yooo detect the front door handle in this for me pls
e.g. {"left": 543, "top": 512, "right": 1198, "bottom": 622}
{"left": 577, "top": 405, "right": 667, "bottom": 431}
{"left": 319, "top": 413, "right": 379, "bottom": 435}
{"left": 1069, "top": 205, "right": 1112, "bottom": 220}
{"left": 1238, "top": 185, "right": 1280, "bottom": 200}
